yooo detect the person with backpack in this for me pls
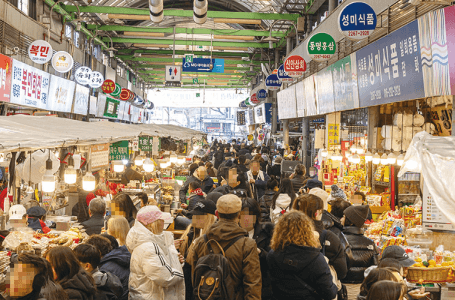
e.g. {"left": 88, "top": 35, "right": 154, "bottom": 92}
{"left": 270, "top": 178, "right": 296, "bottom": 224}
{"left": 186, "top": 194, "right": 262, "bottom": 300}
{"left": 259, "top": 178, "right": 280, "bottom": 222}
{"left": 267, "top": 211, "right": 338, "bottom": 300}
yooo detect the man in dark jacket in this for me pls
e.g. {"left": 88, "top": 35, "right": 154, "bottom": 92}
{"left": 267, "top": 156, "right": 282, "bottom": 179}
{"left": 236, "top": 155, "right": 249, "bottom": 175}
{"left": 342, "top": 205, "right": 379, "bottom": 283}
{"left": 187, "top": 194, "right": 262, "bottom": 300}
{"left": 259, "top": 179, "right": 279, "bottom": 222}
{"left": 239, "top": 143, "right": 249, "bottom": 156}
{"left": 179, "top": 163, "right": 200, "bottom": 204}
{"left": 72, "top": 189, "right": 92, "bottom": 223}
{"left": 81, "top": 198, "right": 106, "bottom": 236}
{"left": 213, "top": 167, "right": 252, "bottom": 198}
{"left": 289, "top": 164, "right": 307, "bottom": 194}
{"left": 74, "top": 243, "right": 123, "bottom": 300}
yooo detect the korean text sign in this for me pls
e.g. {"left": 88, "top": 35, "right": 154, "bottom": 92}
{"left": 47, "top": 75, "right": 76, "bottom": 112}
{"left": 0, "top": 53, "right": 12, "bottom": 102}
{"left": 338, "top": 2, "right": 377, "bottom": 40}
{"left": 330, "top": 53, "right": 360, "bottom": 111}
{"left": 356, "top": 20, "right": 424, "bottom": 107}
{"left": 139, "top": 136, "right": 153, "bottom": 151}
{"left": 109, "top": 141, "right": 129, "bottom": 161}
{"left": 72, "top": 84, "right": 90, "bottom": 115}
{"left": 10, "top": 59, "right": 50, "bottom": 109}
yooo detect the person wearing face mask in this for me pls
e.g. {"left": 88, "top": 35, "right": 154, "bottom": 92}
{"left": 126, "top": 205, "right": 184, "bottom": 300}
{"left": 239, "top": 198, "right": 274, "bottom": 300}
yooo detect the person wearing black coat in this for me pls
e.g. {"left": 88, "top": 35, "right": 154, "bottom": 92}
{"left": 342, "top": 205, "right": 379, "bottom": 284}
{"left": 81, "top": 198, "right": 106, "bottom": 236}
{"left": 259, "top": 178, "right": 280, "bottom": 222}
{"left": 267, "top": 211, "right": 338, "bottom": 300}
{"left": 99, "top": 245, "right": 131, "bottom": 300}
{"left": 267, "top": 157, "right": 282, "bottom": 180}
{"left": 178, "top": 163, "right": 200, "bottom": 203}
{"left": 59, "top": 268, "right": 96, "bottom": 300}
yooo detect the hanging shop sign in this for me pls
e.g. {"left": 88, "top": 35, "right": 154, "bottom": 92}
{"left": 245, "top": 98, "right": 252, "bottom": 106}
{"left": 254, "top": 103, "right": 272, "bottom": 124}
{"left": 182, "top": 58, "right": 225, "bottom": 73}
{"left": 356, "top": 19, "right": 424, "bottom": 107}
{"left": 295, "top": 81, "right": 305, "bottom": 117}
{"left": 27, "top": 40, "right": 53, "bottom": 64}
{"left": 90, "top": 143, "right": 110, "bottom": 171}
{"left": 117, "top": 100, "right": 125, "bottom": 120}
{"left": 75, "top": 67, "right": 92, "bottom": 85}
{"left": 89, "top": 71, "right": 104, "bottom": 88}
{"left": 104, "top": 96, "right": 120, "bottom": 118}
{"left": 338, "top": 2, "right": 377, "bottom": 40}
{"left": 128, "top": 91, "right": 136, "bottom": 102}
{"left": 277, "top": 84, "right": 297, "bottom": 119}
{"left": 89, "top": 96, "right": 97, "bottom": 115}
{"left": 139, "top": 136, "right": 153, "bottom": 151}
{"left": 257, "top": 89, "right": 267, "bottom": 100}
{"left": 265, "top": 74, "right": 281, "bottom": 91}
{"left": 101, "top": 79, "right": 115, "bottom": 94}
{"left": 328, "top": 123, "right": 340, "bottom": 148}
{"left": 307, "top": 33, "right": 336, "bottom": 62}
{"left": 272, "top": 69, "right": 278, "bottom": 75}
{"left": 109, "top": 140, "right": 129, "bottom": 161}
{"left": 111, "top": 83, "right": 121, "bottom": 98}
{"left": 277, "top": 64, "right": 293, "bottom": 83}
{"left": 47, "top": 75, "right": 76, "bottom": 113}
{"left": 72, "top": 84, "right": 90, "bottom": 115}
{"left": 314, "top": 66, "right": 335, "bottom": 114}
{"left": 284, "top": 55, "right": 306, "bottom": 77}
{"left": 329, "top": 53, "right": 359, "bottom": 111}
{"left": 250, "top": 93, "right": 259, "bottom": 104}
{"left": 0, "top": 53, "right": 12, "bottom": 102}
{"left": 51, "top": 51, "right": 74, "bottom": 73}
{"left": 165, "top": 65, "right": 181, "bottom": 82}
{"left": 120, "top": 88, "right": 132, "bottom": 101}
{"left": 237, "top": 111, "right": 246, "bottom": 125}
{"left": 10, "top": 59, "right": 50, "bottom": 109}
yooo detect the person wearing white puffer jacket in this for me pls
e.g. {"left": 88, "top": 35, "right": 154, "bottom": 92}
{"left": 270, "top": 178, "right": 297, "bottom": 224}
{"left": 126, "top": 205, "right": 185, "bottom": 300}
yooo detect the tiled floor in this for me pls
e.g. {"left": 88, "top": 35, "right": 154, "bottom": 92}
{"left": 346, "top": 283, "right": 361, "bottom": 299}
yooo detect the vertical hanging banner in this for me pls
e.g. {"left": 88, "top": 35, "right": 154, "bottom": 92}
{"left": 72, "top": 84, "right": 90, "bottom": 115}
{"left": 104, "top": 97, "right": 120, "bottom": 118}
{"left": 356, "top": 19, "right": 424, "bottom": 107}
{"left": 10, "top": 59, "right": 50, "bottom": 109}
{"left": 303, "top": 75, "right": 318, "bottom": 116}
{"left": 284, "top": 55, "right": 306, "bottom": 77}
{"left": 295, "top": 81, "right": 306, "bottom": 117}
{"left": 0, "top": 53, "right": 12, "bottom": 102}
{"left": 330, "top": 53, "right": 360, "bottom": 111}
{"left": 338, "top": 2, "right": 377, "bottom": 40}
{"left": 277, "top": 64, "right": 293, "bottom": 83}
{"left": 307, "top": 33, "right": 336, "bottom": 62}
{"left": 277, "top": 85, "right": 297, "bottom": 119}
{"left": 265, "top": 74, "right": 281, "bottom": 91}
{"left": 314, "top": 66, "right": 335, "bottom": 114}
{"left": 47, "top": 75, "right": 76, "bottom": 112}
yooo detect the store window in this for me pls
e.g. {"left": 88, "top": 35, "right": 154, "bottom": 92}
{"left": 18, "top": 0, "right": 28, "bottom": 15}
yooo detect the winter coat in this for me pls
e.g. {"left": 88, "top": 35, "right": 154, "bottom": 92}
{"left": 212, "top": 185, "right": 252, "bottom": 198}
{"left": 239, "top": 149, "right": 249, "bottom": 156}
{"left": 322, "top": 211, "right": 347, "bottom": 249}
{"left": 246, "top": 170, "right": 270, "bottom": 201}
{"left": 182, "top": 194, "right": 205, "bottom": 219}
{"left": 214, "top": 151, "right": 224, "bottom": 169}
{"left": 260, "top": 190, "right": 276, "bottom": 222}
{"left": 126, "top": 220, "right": 184, "bottom": 300}
{"left": 342, "top": 226, "right": 379, "bottom": 284}
{"left": 72, "top": 191, "right": 90, "bottom": 223}
{"left": 186, "top": 219, "right": 262, "bottom": 300}
{"left": 313, "top": 220, "right": 348, "bottom": 280}
{"left": 59, "top": 269, "right": 96, "bottom": 300}
{"left": 267, "top": 164, "right": 281, "bottom": 178}
{"left": 291, "top": 175, "right": 307, "bottom": 194}
{"left": 99, "top": 245, "right": 131, "bottom": 300}
{"left": 81, "top": 214, "right": 105, "bottom": 236}
{"left": 270, "top": 194, "right": 293, "bottom": 224}
{"left": 200, "top": 175, "right": 215, "bottom": 195}
{"left": 179, "top": 175, "right": 200, "bottom": 203}
{"left": 267, "top": 244, "right": 338, "bottom": 300}
{"left": 252, "top": 222, "right": 274, "bottom": 300}
{"left": 92, "top": 268, "right": 123, "bottom": 300}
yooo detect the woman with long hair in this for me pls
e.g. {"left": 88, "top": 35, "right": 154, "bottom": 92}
{"left": 366, "top": 281, "right": 406, "bottom": 300}
{"left": 270, "top": 178, "right": 296, "bottom": 224}
{"left": 292, "top": 194, "right": 347, "bottom": 281}
{"left": 267, "top": 211, "right": 337, "bottom": 300}
{"left": 107, "top": 216, "right": 130, "bottom": 247}
{"left": 46, "top": 246, "right": 96, "bottom": 300}
{"left": 110, "top": 193, "right": 138, "bottom": 228}
{"left": 260, "top": 177, "right": 280, "bottom": 222}
{"left": 357, "top": 268, "right": 399, "bottom": 300}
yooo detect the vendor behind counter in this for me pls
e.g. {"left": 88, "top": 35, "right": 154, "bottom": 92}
{"left": 121, "top": 162, "right": 153, "bottom": 185}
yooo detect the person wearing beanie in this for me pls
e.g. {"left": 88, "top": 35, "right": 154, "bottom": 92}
{"left": 342, "top": 205, "right": 379, "bottom": 284}
{"left": 330, "top": 185, "right": 347, "bottom": 201}
{"left": 302, "top": 177, "right": 323, "bottom": 194}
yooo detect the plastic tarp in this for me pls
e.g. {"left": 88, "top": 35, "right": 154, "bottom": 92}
{"left": 398, "top": 131, "right": 455, "bottom": 225}
{"left": 0, "top": 115, "right": 205, "bottom": 153}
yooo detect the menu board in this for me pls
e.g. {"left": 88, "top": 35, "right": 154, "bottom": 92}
{"left": 10, "top": 59, "right": 50, "bottom": 109}
{"left": 314, "top": 66, "right": 335, "bottom": 114}
{"left": 72, "top": 84, "right": 90, "bottom": 115}
{"left": 295, "top": 81, "right": 306, "bottom": 117}
{"left": 277, "top": 84, "right": 297, "bottom": 119}
{"left": 90, "top": 143, "right": 109, "bottom": 170}
{"left": 47, "top": 75, "right": 76, "bottom": 113}
{"left": 331, "top": 53, "right": 360, "bottom": 111}
{"left": 423, "top": 183, "right": 455, "bottom": 230}
{"left": 0, "top": 53, "right": 12, "bottom": 102}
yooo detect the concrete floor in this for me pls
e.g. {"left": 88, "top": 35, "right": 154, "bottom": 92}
{"left": 346, "top": 283, "right": 361, "bottom": 299}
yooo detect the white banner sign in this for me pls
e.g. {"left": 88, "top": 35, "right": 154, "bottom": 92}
{"left": 11, "top": 59, "right": 50, "bottom": 109}
{"left": 89, "top": 95, "right": 97, "bottom": 115}
{"left": 47, "top": 75, "right": 76, "bottom": 112}
{"left": 96, "top": 93, "right": 106, "bottom": 118}
{"left": 72, "top": 84, "right": 90, "bottom": 115}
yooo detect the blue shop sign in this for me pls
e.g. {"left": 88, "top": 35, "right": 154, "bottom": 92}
{"left": 277, "top": 64, "right": 293, "bottom": 83}
{"left": 182, "top": 58, "right": 225, "bottom": 73}
{"left": 265, "top": 74, "right": 282, "bottom": 90}
{"left": 257, "top": 89, "right": 267, "bottom": 99}
{"left": 338, "top": 2, "right": 377, "bottom": 40}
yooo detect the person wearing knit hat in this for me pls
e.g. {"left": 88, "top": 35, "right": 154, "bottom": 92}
{"left": 330, "top": 185, "right": 347, "bottom": 201}
{"left": 342, "top": 205, "right": 379, "bottom": 283}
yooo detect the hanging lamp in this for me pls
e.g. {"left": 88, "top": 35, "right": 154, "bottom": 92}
{"left": 143, "top": 157, "right": 155, "bottom": 172}
{"left": 113, "top": 160, "right": 125, "bottom": 172}
{"left": 42, "top": 150, "right": 56, "bottom": 193}
{"left": 372, "top": 153, "right": 381, "bottom": 165}
{"left": 82, "top": 173, "right": 96, "bottom": 191}
{"left": 135, "top": 155, "right": 144, "bottom": 166}
{"left": 365, "top": 150, "right": 373, "bottom": 162}
{"left": 64, "top": 155, "right": 77, "bottom": 184}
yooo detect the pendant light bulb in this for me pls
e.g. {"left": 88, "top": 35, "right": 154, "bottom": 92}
{"left": 113, "top": 160, "right": 125, "bottom": 172}
{"left": 372, "top": 153, "right": 381, "bottom": 165}
{"left": 143, "top": 158, "right": 155, "bottom": 172}
{"left": 135, "top": 156, "right": 144, "bottom": 166}
{"left": 397, "top": 153, "right": 405, "bottom": 166}
{"left": 388, "top": 152, "right": 397, "bottom": 165}
{"left": 64, "top": 167, "right": 77, "bottom": 184}
{"left": 82, "top": 173, "right": 96, "bottom": 191}
{"left": 380, "top": 153, "right": 389, "bottom": 165}
{"left": 321, "top": 149, "right": 328, "bottom": 157}
{"left": 352, "top": 154, "right": 361, "bottom": 164}
{"left": 333, "top": 151, "right": 342, "bottom": 161}
{"left": 350, "top": 145, "right": 357, "bottom": 154}
{"left": 42, "top": 158, "right": 55, "bottom": 193}
{"left": 365, "top": 151, "right": 373, "bottom": 162}
{"left": 356, "top": 146, "right": 365, "bottom": 155}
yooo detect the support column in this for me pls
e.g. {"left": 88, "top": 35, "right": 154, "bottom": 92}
{"left": 301, "top": 118, "right": 310, "bottom": 168}
{"left": 271, "top": 48, "right": 280, "bottom": 136}
{"left": 328, "top": 0, "right": 337, "bottom": 13}
{"left": 286, "top": 37, "right": 292, "bottom": 57}
{"left": 283, "top": 120, "right": 290, "bottom": 147}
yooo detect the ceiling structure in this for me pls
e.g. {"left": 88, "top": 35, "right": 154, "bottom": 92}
{"left": 57, "top": 0, "right": 314, "bottom": 89}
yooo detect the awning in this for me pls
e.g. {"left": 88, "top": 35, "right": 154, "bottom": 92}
{"left": 0, "top": 115, "right": 205, "bottom": 153}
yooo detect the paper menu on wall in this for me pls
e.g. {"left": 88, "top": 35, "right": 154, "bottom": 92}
{"left": 422, "top": 183, "right": 455, "bottom": 230}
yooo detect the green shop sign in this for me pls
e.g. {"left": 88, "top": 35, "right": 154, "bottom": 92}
{"left": 111, "top": 83, "right": 122, "bottom": 98}
{"left": 139, "top": 136, "right": 161, "bottom": 152}
{"left": 104, "top": 97, "right": 120, "bottom": 118}
{"left": 307, "top": 33, "right": 336, "bottom": 62}
{"left": 109, "top": 141, "right": 129, "bottom": 160}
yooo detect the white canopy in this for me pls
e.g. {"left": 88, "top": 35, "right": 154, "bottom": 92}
{"left": 0, "top": 115, "right": 205, "bottom": 153}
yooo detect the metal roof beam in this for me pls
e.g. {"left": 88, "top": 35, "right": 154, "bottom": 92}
{"left": 117, "top": 49, "right": 249, "bottom": 57}
{"left": 116, "top": 55, "right": 266, "bottom": 65}
{"left": 102, "top": 37, "right": 274, "bottom": 48}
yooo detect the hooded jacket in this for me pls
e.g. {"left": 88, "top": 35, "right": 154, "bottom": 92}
{"left": 342, "top": 226, "right": 379, "bottom": 284}
{"left": 59, "top": 269, "right": 96, "bottom": 300}
{"left": 270, "top": 194, "right": 293, "bottom": 224}
{"left": 92, "top": 269, "right": 123, "bottom": 300}
{"left": 186, "top": 219, "right": 262, "bottom": 300}
{"left": 99, "top": 246, "right": 131, "bottom": 300}
{"left": 260, "top": 190, "right": 276, "bottom": 222}
{"left": 126, "top": 220, "right": 184, "bottom": 300}
{"left": 267, "top": 244, "right": 338, "bottom": 300}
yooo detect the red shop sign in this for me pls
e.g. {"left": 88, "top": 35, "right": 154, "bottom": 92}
{"left": 0, "top": 53, "right": 12, "bottom": 102}
{"left": 250, "top": 93, "right": 259, "bottom": 104}
{"left": 120, "top": 88, "right": 131, "bottom": 101}
{"left": 272, "top": 69, "right": 278, "bottom": 75}
{"left": 101, "top": 79, "right": 115, "bottom": 94}
{"left": 284, "top": 55, "right": 306, "bottom": 78}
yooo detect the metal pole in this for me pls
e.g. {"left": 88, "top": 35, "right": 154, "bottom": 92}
{"left": 328, "top": 0, "right": 337, "bottom": 13}
{"left": 301, "top": 118, "right": 309, "bottom": 168}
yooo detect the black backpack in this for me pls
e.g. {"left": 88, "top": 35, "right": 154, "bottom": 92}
{"left": 192, "top": 234, "right": 245, "bottom": 300}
